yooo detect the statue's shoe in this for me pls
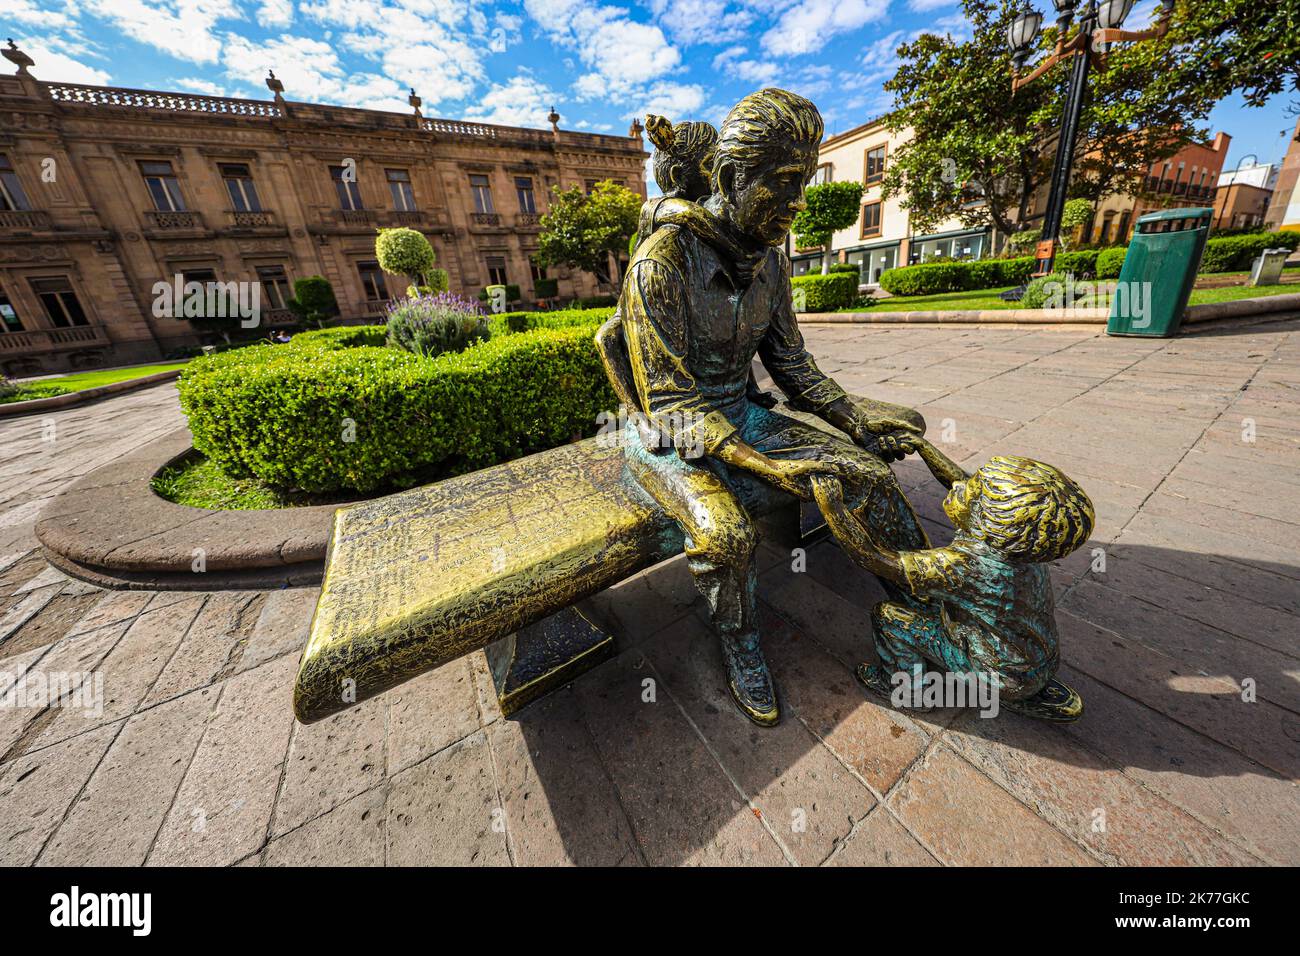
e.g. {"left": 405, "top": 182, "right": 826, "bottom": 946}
{"left": 721, "top": 634, "right": 780, "bottom": 727}
{"left": 1003, "top": 678, "right": 1084, "bottom": 723}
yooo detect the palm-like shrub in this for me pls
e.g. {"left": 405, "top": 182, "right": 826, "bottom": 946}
{"left": 385, "top": 291, "right": 489, "bottom": 358}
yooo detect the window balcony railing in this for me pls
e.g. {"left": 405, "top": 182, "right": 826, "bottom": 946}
{"left": 390, "top": 210, "right": 422, "bottom": 226}
{"left": 0, "top": 209, "right": 52, "bottom": 231}
{"left": 516, "top": 212, "right": 541, "bottom": 227}
{"left": 0, "top": 325, "right": 109, "bottom": 355}
{"left": 336, "top": 209, "right": 375, "bottom": 226}
{"left": 144, "top": 209, "right": 204, "bottom": 230}
{"left": 228, "top": 209, "right": 277, "bottom": 229}
{"left": 471, "top": 212, "right": 501, "bottom": 227}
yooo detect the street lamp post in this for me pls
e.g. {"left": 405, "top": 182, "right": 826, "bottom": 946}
{"left": 1008, "top": 0, "right": 1175, "bottom": 276}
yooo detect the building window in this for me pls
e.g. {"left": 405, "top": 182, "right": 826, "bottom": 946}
{"left": 864, "top": 146, "right": 886, "bottom": 185}
{"left": 860, "top": 200, "right": 882, "bottom": 238}
{"left": 256, "top": 265, "right": 291, "bottom": 311}
{"left": 516, "top": 176, "right": 537, "bottom": 214}
{"left": 530, "top": 261, "right": 548, "bottom": 283}
{"left": 218, "top": 163, "right": 262, "bottom": 212}
{"left": 358, "top": 261, "right": 388, "bottom": 301}
{"left": 486, "top": 256, "right": 508, "bottom": 286}
{"left": 29, "top": 277, "right": 89, "bottom": 328}
{"left": 387, "top": 168, "right": 416, "bottom": 211}
{"left": 812, "top": 163, "right": 832, "bottom": 185}
{"left": 584, "top": 179, "right": 600, "bottom": 195}
{"left": 331, "top": 165, "right": 364, "bottom": 211}
{"left": 0, "top": 155, "right": 32, "bottom": 211}
{"left": 469, "top": 174, "right": 494, "bottom": 214}
{"left": 140, "top": 161, "right": 185, "bottom": 212}
{"left": 0, "top": 290, "right": 23, "bottom": 332}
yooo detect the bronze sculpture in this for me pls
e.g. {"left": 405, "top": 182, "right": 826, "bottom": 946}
{"left": 601, "top": 89, "right": 929, "bottom": 725}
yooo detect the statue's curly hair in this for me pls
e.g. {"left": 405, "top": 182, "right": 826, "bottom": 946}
{"left": 711, "top": 88, "right": 823, "bottom": 194}
{"left": 646, "top": 114, "right": 718, "bottom": 200}
{"left": 968, "top": 456, "right": 1094, "bottom": 563}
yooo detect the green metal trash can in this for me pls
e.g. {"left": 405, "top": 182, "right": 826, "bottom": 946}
{"left": 1106, "top": 207, "right": 1213, "bottom": 337}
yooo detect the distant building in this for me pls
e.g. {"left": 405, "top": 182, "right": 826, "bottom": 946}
{"left": 1214, "top": 161, "right": 1278, "bottom": 231}
{"left": 806, "top": 115, "right": 991, "bottom": 285}
{"left": 1076, "top": 131, "right": 1229, "bottom": 246}
{"left": 1264, "top": 118, "right": 1300, "bottom": 232}
{"left": 0, "top": 46, "right": 646, "bottom": 375}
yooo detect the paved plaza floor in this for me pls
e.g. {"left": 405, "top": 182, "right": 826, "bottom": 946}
{"left": 1, "top": 318, "right": 1297, "bottom": 866}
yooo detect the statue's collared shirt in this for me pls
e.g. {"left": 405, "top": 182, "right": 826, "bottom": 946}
{"left": 621, "top": 219, "right": 845, "bottom": 456}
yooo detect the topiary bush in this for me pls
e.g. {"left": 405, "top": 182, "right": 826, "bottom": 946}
{"left": 287, "top": 276, "right": 339, "bottom": 328}
{"left": 177, "top": 324, "right": 616, "bottom": 493}
{"left": 1199, "top": 231, "right": 1300, "bottom": 273}
{"left": 386, "top": 292, "right": 489, "bottom": 358}
{"left": 1056, "top": 249, "right": 1100, "bottom": 277}
{"left": 1096, "top": 246, "right": 1128, "bottom": 279}
{"left": 375, "top": 227, "right": 437, "bottom": 290}
{"left": 878, "top": 258, "right": 1035, "bottom": 296}
{"left": 829, "top": 262, "right": 861, "bottom": 275}
{"left": 791, "top": 272, "right": 858, "bottom": 311}
{"left": 479, "top": 284, "right": 522, "bottom": 307}
{"left": 533, "top": 277, "right": 559, "bottom": 299}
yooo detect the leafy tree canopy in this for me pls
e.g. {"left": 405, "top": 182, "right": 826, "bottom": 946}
{"left": 536, "top": 180, "right": 642, "bottom": 286}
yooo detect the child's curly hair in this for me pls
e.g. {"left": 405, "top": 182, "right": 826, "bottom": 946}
{"left": 969, "top": 456, "right": 1094, "bottom": 562}
{"left": 646, "top": 114, "right": 718, "bottom": 200}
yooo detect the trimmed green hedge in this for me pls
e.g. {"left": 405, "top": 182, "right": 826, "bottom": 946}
{"left": 177, "top": 324, "right": 615, "bottom": 493}
{"left": 488, "top": 307, "right": 616, "bottom": 336}
{"left": 792, "top": 272, "right": 858, "bottom": 311}
{"left": 287, "top": 326, "right": 387, "bottom": 350}
{"left": 879, "top": 258, "right": 1036, "bottom": 296}
{"left": 1089, "top": 232, "right": 1300, "bottom": 280}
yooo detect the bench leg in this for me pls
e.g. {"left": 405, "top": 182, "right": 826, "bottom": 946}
{"left": 484, "top": 606, "right": 615, "bottom": 717}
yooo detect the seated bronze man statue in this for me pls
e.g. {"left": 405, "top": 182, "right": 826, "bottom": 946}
{"left": 599, "top": 88, "right": 927, "bottom": 726}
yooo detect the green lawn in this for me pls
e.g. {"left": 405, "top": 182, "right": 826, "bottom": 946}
{"left": 152, "top": 455, "right": 362, "bottom": 511}
{"left": 843, "top": 282, "right": 1300, "bottom": 314}
{"left": 1, "top": 361, "right": 188, "bottom": 405}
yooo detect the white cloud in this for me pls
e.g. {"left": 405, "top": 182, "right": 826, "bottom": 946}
{"left": 711, "top": 46, "right": 781, "bottom": 86}
{"left": 220, "top": 33, "right": 408, "bottom": 112}
{"left": 648, "top": 0, "right": 754, "bottom": 46}
{"left": 627, "top": 81, "right": 707, "bottom": 120}
{"left": 257, "top": 0, "right": 295, "bottom": 28}
{"left": 80, "top": 0, "right": 239, "bottom": 65}
{"left": 462, "top": 71, "right": 557, "bottom": 128}
{"left": 760, "top": 0, "right": 890, "bottom": 58}
{"left": 907, "top": 0, "right": 953, "bottom": 10}
{"left": 14, "top": 42, "right": 111, "bottom": 85}
{"left": 9, "top": 0, "right": 78, "bottom": 29}
{"left": 170, "top": 75, "right": 233, "bottom": 96}
{"left": 526, "top": 0, "right": 680, "bottom": 89}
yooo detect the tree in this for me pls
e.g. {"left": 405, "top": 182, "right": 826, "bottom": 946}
{"left": 536, "top": 180, "right": 642, "bottom": 287}
{"left": 287, "top": 276, "right": 339, "bottom": 328}
{"left": 881, "top": 0, "right": 1215, "bottom": 246}
{"left": 375, "top": 227, "right": 436, "bottom": 294}
{"left": 1163, "top": 0, "right": 1300, "bottom": 110}
{"left": 793, "top": 181, "right": 865, "bottom": 273}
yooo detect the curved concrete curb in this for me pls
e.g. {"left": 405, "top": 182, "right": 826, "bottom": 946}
{"left": 36, "top": 426, "right": 336, "bottom": 590}
{"left": 0, "top": 369, "right": 182, "bottom": 417}
{"left": 803, "top": 292, "right": 1300, "bottom": 327}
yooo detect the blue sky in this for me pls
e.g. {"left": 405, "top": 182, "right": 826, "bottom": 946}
{"left": 8, "top": 0, "right": 1294, "bottom": 176}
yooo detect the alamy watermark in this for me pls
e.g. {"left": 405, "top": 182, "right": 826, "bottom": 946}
{"left": 596, "top": 403, "right": 707, "bottom": 459}
{"left": 890, "top": 665, "right": 1000, "bottom": 718}
{"left": 0, "top": 669, "right": 104, "bottom": 718}
{"left": 152, "top": 274, "right": 261, "bottom": 327}
{"left": 1041, "top": 274, "right": 1153, "bottom": 327}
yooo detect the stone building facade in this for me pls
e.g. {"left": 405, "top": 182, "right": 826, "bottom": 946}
{"left": 0, "top": 51, "right": 647, "bottom": 374}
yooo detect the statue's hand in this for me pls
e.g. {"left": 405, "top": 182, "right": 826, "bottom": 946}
{"left": 759, "top": 457, "right": 856, "bottom": 500}
{"left": 849, "top": 415, "right": 922, "bottom": 462}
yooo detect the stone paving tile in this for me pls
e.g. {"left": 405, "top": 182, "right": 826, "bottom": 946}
{"left": 65, "top": 588, "right": 153, "bottom": 637}
{"left": 488, "top": 689, "right": 642, "bottom": 866}
{"left": 572, "top": 649, "right": 788, "bottom": 866}
{"left": 386, "top": 657, "right": 480, "bottom": 774}
{"left": 942, "top": 709, "right": 1260, "bottom": 866}
{"left": 1058, "top": 666, "right": 1300, "bottom": 866}
{"left": 826, "top": 808, "right": 939, "bottom": 867}
{"left": 144, "top": 592, "right": 265, "bottom": 706}
{"left": 37, "top": 686, "right": 218, "bottom": 866}
{"left": 644, "top": 614, "right": 877, "bottom": 866}
{"left": 238, "top": 586, "right": 318, "bottom": 673}
{"left": 147, "top": 655, "right": 298, "bottom": 866}
{"left": 890, "top": 743, "right": 1097, "bottom": 866}
{"left": 264, "top": 788, "right": 386, "bottom": 867}
{"left": 0, "top": 722, "right": 119, "bottom": 865}
{"left": 385, "top": 730, "right": 511, "bottom": 866}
